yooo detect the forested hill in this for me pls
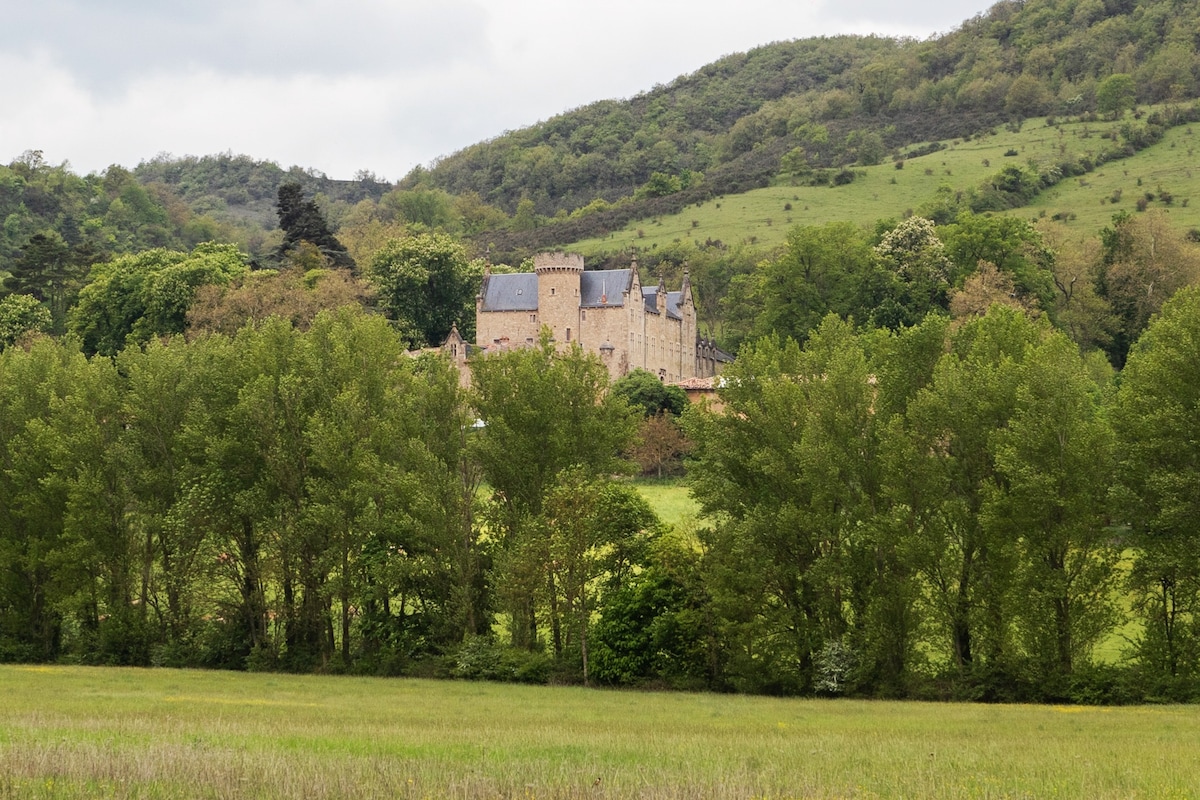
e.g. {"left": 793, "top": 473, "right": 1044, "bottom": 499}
{"left": 414, "top": 0, "right": 1200, "bottom": 219}
{"left": 2, "top": 0, "right": 1198, "bottom": 278}
{"left": 0, "top": 151, "right": 391, "bottom": 283}
{"left": 130, "top": 154, "right": 392, "bottom": 231}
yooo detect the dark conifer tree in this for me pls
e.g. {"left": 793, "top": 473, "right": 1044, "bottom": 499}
{"left": 3, "top": 232, "right": 88, "bottom": 332}
{"left": 274, "top": 182, "right": 356, "bottom": 271}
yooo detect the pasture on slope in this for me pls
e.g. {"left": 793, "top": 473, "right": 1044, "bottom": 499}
{"left": 569, "top": 111, "right": 1200, "bottom": 257}
{"left": 2, "top": 665, "right": 1197, "bottom": 799}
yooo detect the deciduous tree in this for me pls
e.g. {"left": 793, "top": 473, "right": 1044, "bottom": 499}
{"left": 69, "top": 243, "right": 249, "bottom": 355}
{"left": 1112, "top": 285, "right": 1200, "bottom": 683}
{"left": 0, "top": 294, "right": 52, "bottom": 350}
{"left": 470, "top": 336, "right": 637, "bottom": 649}
{"left": 685, "top": 318, "right": 884, "bottom": 692}
{"left": 367, "top": 232, "right": 483, "bottom": 347}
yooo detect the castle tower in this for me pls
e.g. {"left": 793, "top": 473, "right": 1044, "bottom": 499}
{"left": 534, "top": 251, "right": 584, "bottom": 345}
{"left": 680, "top": 264, "right": 696, "bottom": 379}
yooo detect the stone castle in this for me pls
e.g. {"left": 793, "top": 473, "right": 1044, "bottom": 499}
{"left": 457, "top": 252, "right": 727, "bottom": 382}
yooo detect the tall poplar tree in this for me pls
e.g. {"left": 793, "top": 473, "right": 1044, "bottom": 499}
{"left": 1113, "top": 285, "right": 1200, "bottom": 683}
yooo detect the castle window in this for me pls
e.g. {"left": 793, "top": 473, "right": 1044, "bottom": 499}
{"left": 566, "top": 328, "right": 572, "bottom": 342}
{"left": 581, "top": 310, "right": 587, "bottom": 321}
{"left": 530, "top": 314, "right": 537, "bottom": 322}
{"left": 551, "top": 287, "right": 556, "bottom": 296}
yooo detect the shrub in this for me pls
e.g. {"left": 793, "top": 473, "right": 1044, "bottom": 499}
{"left": 452, "top": 637, "right": 552, "bottom": 684}
{"left": 815, "top": 641, "right": 858, "bottom": 695}
{"left": 831, "top": 168, "right": 857, "bottom": 186}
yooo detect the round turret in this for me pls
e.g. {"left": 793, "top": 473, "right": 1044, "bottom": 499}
{"left": 533, "top": 251, "right": 585, "bottom": 274}
{"left": 534, "top": 253, "right": 584, "bottom": 343}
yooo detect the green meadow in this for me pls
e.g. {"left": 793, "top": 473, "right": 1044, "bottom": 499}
{"left": 630, "top": 477, "right": 700, "bottom": 529}
{"left": 570, "top": 111, "right": 1200, "bottom": 256}
{"left": 2, "top": 665, "right": 1198, "bottom": 799}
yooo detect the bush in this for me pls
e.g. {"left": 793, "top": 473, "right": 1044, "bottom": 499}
{"left": 245, "top": 644, "right": 280, "bottom": 672}
{"left": 452, "top": 637, "right": 551, "bottom": 684}
{"left": 902, "top": 142, "right": 944, "bottom": 160}
{"left": 831, "top": 169, "right": 857, "bottom": 186}
{"left": 1066, "top": 664, "right": 1147, "bottom": 705}
{"left": 815, "top": 641, "right": 858, "bottom": 695}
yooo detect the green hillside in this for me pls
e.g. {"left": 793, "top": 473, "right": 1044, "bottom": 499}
{"left": 565, "top": 109, "right": 1200, "bottom": 257}
{"left": 427, "top": 0, "right": 1200, "bottom": 259}
{"left": 7, "top": 0, "right": 1200, "bottom": 275}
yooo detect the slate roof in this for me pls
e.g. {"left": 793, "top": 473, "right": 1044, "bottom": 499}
{"left": 479, "top": 273, "right": 538, "bottom": 312}
{"left": 641, "top": 287, "right": 684, "bottom": 320}
{"left": 580, "top": 269, "right": 631, "bottom": 307}
{"left": 481, "top": 269, "right": 634, "bottom": 311}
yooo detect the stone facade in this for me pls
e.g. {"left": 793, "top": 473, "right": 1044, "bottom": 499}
{"left": 473, "top": 252, "right": 726, "bottom": 382}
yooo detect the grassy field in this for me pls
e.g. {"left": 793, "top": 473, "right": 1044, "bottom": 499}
{"left": 569, "top": 110, "right": 1200, "bottom": 257}
{"left": 2, "top": 665, "right": 1199, "bottom": 799}
{"left": 630, "top": 477, "right": 700, "bottom": 529}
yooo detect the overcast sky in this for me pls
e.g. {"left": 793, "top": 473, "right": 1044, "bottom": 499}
{"left": 1, "top": 0, "right": 995, "bottom": 181}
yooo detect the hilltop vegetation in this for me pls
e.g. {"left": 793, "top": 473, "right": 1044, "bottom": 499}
{"left": 5, "top": 0, "right": 1200, "bottom": 278}
{"left": 1, "top": 0, "right": 1199, "bottom": 366}
{"left": 427, "top": 0, "right": 1200, "bottom": 250}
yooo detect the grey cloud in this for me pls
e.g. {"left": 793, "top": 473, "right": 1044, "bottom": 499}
{"left": 822, "top": 0, "right": 986, "bottom": 35}
{"left": 5, "top": 0, "right": 490, "bottom": 90}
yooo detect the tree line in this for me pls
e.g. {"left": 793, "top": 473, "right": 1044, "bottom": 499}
{"left": 3, "top": 161, "right": 1200, "bottom": 702}
{"left": 3, "top": 292, "right": 1200, "bottom": 702}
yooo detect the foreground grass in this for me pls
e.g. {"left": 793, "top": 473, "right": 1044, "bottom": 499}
{"left": 3, "top": 666, "right": 1199, "bottom": 799}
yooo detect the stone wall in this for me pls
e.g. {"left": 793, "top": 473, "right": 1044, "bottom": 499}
{"left": 476, "top": 309, "right": 542, "bottom": 349}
